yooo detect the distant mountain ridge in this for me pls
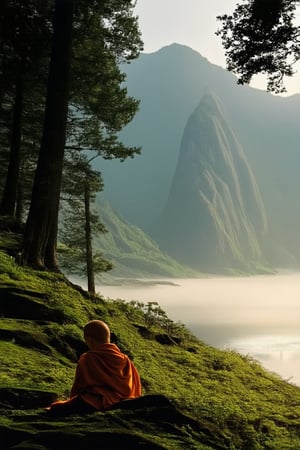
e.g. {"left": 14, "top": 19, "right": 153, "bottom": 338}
{"left": 93, "top": 43, "right": 300, "bottom": 272}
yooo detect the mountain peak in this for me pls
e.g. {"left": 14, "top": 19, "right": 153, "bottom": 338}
{"left": 146, "top": 42, "right": 210, "bottom": 64}
{"left": 195, "top": 90, "right": 225, "bottom": 119}
{"left": 155, "top": 92, "right": 268, "bottom": 272}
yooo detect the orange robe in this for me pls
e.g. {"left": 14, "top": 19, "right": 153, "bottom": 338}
{"left": 68, "top": 343, "right": 141, "bottom": 410}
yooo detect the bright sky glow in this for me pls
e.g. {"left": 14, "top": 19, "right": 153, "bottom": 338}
{"left": 134, "top": 0, "right": 300, "bottom": 96}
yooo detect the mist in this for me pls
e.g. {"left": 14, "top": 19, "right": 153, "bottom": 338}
{"left": 95, "top": 273, "right": 300, "bottom": 386}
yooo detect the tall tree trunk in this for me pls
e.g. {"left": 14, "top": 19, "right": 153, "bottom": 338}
{"left": 1, "top": 67, "right": 24, "bottom": 216}
{"left": 15, "top": 179, "right": 24, "bottom": 221}
{"left": 84, "top": 179, "right": 95, "bottom": 294}
{"left": 22, "top": 0, "right": 73, "bottom": 270}
{"left": 0, "top": 0, "right": 8, "bottom": 38}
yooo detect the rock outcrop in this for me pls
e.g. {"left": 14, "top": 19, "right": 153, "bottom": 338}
{"left": 156, "top": 92, "right": 268, "bottom": 272}
{"left": 0, "top": 390, "right": 229, "bottom": 450}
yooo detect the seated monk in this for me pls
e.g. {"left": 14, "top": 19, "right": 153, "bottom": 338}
{"left": 47, "top": 320, "right": 142, "bottom": 416}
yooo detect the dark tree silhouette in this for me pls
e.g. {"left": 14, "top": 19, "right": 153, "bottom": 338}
{"left": 1, "top": 68, "right": 24, "bottom": 216}
{"left": 2, "top": 0, "right": 142, "bottom": 271}
{"left": 216, "top": 0, "right": 300, "bottom": 93}
{"left": 0, "top": 1, "right": 51, "bottom": 216}
{"left": 22, "top": 0, "right": 73, "bottom": 269}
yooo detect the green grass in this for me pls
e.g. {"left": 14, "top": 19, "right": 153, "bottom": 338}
{"left": 0, "top": 341, "right": 74, "bottom": 394}
{"left": 1, "top": 247, "right": 300, "bottom": 449}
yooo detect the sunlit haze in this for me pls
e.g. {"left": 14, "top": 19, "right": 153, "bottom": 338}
{"left": 96, "top": 274, "right": 300, "bottom": 327}
{"left": 134, "top": 0, "right": 300, "bottom": 96}
{"left": 95, "top": 274, "right": 300, "bottom": 386}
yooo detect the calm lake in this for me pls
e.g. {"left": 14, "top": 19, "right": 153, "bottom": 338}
{"left": 94, "top": 274, "right": 300, "bottom": 387}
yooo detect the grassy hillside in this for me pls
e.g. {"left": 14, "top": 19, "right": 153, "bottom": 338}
{"left": 1, "top": 231, "right": 300, "bottom": 449}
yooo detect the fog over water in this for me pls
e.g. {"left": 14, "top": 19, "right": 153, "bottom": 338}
{"left": 95, "top": 273, "right": 300, "bottom": 386}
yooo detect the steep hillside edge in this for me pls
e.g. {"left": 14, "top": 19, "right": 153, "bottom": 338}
{"left": 1, "top": 229, "right": 300, "bottom": 449}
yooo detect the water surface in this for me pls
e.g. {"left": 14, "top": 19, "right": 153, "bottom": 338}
{"left": 95, "top": 274, "right": 300, "bottom": 386}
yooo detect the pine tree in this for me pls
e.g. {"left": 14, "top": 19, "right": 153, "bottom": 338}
{"left": 60, "top": 154, "right": 113, "bottom": 294}
{"left": 21, "top": 0, "right": 143, "bottom": 270}
{"left": 0, "top": 0, "right": 51, "bottom": 216}
{"left": 1, "top": 1, "right": 143, "bottom": 270}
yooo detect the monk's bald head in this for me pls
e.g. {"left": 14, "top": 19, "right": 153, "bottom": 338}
{"left": 84, "top": 320, "right": 110, "bottom": 344}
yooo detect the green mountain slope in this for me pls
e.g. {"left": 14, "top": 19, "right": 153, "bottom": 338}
{"left": 155, "top": 92, "right": 269, "bottom": 273}
{"left": 93, "top": 197, "right": 198, "bottom": 279}
{"left": 95, "top": 43, "right": 300, "bottom": 267}
{"left": 1, "top": 235, "right": 300, "bottom": 449}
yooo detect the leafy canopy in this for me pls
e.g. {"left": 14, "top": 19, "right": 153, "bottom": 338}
{"left": 216, "top": 0, "right": 300, "bottom": 92}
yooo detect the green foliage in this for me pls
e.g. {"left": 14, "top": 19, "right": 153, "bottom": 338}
{"left": 216, "top": 0, "right": 300, "bottom": 93}
{"left": 105, "top": 298, "right": 192, "bottom": 341}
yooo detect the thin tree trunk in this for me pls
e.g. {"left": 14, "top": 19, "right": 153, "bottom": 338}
{"left": 84, "top": 179, "right": 95, "bottom": 294}
{"left": 1, "top": 68, "right": 24, "bottom": 216}
{"left": 22, "top": 0, "right": 73, "bottom": 270}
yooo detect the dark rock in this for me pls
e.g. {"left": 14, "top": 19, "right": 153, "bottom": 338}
{"left": 109, "top": 394, "right": 173, "bottom": 411}
{"left": 0, "top": 329, "right": 51, "bottom": 353}
{"left": 155, "top": 334, "right": 181, "bottom": 345}
{"left": 187, "top": 347, "right": 198, "bottom": 353}
{"left": 0, "top": 287, "right": 66, "bottom": 323}
{"left": 133, "top": 325, "right": 155, "bottom": 340}
{"left": 48, "top": 335, "right": 87, "bottom": 362}
{"left": 0, "top": 387, "right": 58, "bottom": 409}
{"left": 0, "top": 394, "right": 230, "bottom": 450}
{"left": 10, "top": 430, "right": 167, "bottom": 450}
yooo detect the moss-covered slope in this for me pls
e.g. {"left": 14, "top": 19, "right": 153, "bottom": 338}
{"left": 1, "top": 242, "right": 300, "bottom": 449}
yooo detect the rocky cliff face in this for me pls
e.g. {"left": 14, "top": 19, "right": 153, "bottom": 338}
{"left": 155, "top": 93, "right": 268, "bottom": 272}
{"left": 98, "top": 44, "right": 300, "bottom": 269}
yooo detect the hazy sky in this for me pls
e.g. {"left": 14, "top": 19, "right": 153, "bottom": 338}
{"left": 134, "top": 0, "right": 300, "bottom": 96}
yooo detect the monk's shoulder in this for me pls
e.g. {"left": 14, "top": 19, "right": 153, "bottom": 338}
{"left": 77, "top": 351, "right": 92, "bottom": 364}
